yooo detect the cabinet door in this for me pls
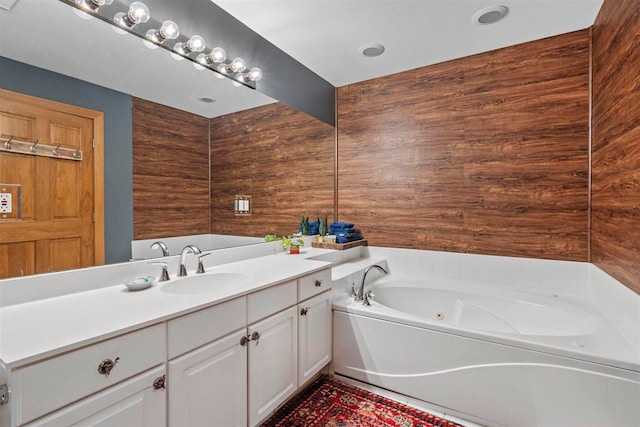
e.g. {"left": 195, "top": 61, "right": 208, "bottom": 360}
{"left": 168, "top": 330, "right": 247, "bottom": 427}
{"left": 25, "top": 366, "right": 166, "bottom": 427}
{"left": 248, "top": 306, "right": 298, "bottom": 427}
{"left": 298, "top": 291, "right": 332, "bottom": 385}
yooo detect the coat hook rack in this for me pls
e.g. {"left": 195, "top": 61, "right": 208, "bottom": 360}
{"left": 0, "top": 136, "right": 82, "bottom": 161}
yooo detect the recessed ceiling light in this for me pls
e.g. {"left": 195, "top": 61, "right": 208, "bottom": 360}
{"left": 473, "top": 5, "right": 509, "bottom": 25}
{"left": 358, "top": 43, "right": 385, "bottom": 58}
{"left": 197, "top": 96, "right": 216, "bottom": 103}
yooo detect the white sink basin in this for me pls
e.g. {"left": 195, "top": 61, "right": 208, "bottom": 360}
{"left": 161, "top": 273, "right": 252, "bottom": 295}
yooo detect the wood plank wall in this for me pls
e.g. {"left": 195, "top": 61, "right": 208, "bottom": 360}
{"left": 337, "top": 30, "right": 590, "bottom": 261}
{"left": 132, "top": 97, "right": 210, "bottom": 239}
{"left": 210, "top": 102, "right": 335, "bottom": 237}
{"left": 591, "top": 0, "right": 640, "bottom": 294}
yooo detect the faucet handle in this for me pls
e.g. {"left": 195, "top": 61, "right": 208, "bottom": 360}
{"left": 149, "top": 261, "right": 170, "bottom": 281}
{"left": 196, "top": 253, "right": 211, "bottom": 274}
{"left": 363, "top": 290, "right": 374, "bottom": 306}
{"left": 350, "top": 283, "right": 358, "bottom": 299}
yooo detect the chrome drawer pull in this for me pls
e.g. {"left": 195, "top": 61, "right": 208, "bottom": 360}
{"left": 153, "top": 375, "right": 166, "bottom": 390}
{"left": 314, "top": 279, "right": 323, "bottom": 287}
{"left": 97, "top": 357, "right": 120, "bottom": 377}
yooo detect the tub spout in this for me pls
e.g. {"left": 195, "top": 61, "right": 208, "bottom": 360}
{"left": 356, "top": 264, "right": 388, "bottom": 304}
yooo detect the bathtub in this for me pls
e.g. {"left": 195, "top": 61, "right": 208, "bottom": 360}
{"left": 333, "top": 277, "right": 640, "bottom": 427}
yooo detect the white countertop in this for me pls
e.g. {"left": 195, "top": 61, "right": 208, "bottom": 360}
{"left": 0, "top": 253, "right": 331, "bottom": 368}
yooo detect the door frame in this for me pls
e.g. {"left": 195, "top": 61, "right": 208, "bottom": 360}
{"left": 0, "top": 88, "right": 105, "bottom": 265}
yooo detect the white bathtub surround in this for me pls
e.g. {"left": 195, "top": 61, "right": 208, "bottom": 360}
{"left": 363, "top": 246, "right": 591, "bottom": 296}
{"left": 131, "top": 233, "right": 265, "bottom": 260}
{"left": 589, "top": 265, "right": 640, "bottom": 355}
{"left": 331, "top": 246, "right": 640, "bottom": 427}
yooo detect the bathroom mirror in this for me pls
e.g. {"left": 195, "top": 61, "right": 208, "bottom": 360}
{"left": 0, "top": 0, "right": 335, "bottom": 278}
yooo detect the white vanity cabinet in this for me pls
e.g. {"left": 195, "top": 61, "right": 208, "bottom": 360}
{"left": 298, "top": 291, "right": 332, "bottom": 385}
{"left": 248, "top": 306, "right": 298, "bottom": 426}
{"left": 167, "top": 297, "right": 247, "bottom": 427}
{"left": 24, "top": 366, "right": 167, "bottom": 427}
{"left": 11, "top": 324, "right": 166, "bottom": 426}
{"left": 1, "top": 265, "right": 333, "bottom": 427}
{"left": 246, "top": 281, "right": 298, "bottom": 426}
{"left": 168, "top": 330, "right": 248, "bottom": 427}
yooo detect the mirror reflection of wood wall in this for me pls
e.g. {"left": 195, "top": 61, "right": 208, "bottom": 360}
{"left": 0, "top": 89, "right": 104, "bottom": 279}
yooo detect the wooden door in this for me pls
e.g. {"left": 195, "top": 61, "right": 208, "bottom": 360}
{"left": 0, "top": 89, "right": 104, "bottom": 278}
{"left": 248, "top": 306, "right": 298, "bottom": 427}
{"left": 168, "top": 330, "right": 247, "bottom": 427}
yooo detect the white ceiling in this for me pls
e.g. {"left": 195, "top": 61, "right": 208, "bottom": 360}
{"left": 215, "top": 0, "right": 604, "bottom": 87}
{"left": 0, "top": 0, "right": 604, "bottom": 117}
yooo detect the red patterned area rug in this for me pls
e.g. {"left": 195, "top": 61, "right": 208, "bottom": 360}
{"left": 261, "top": 376, "right": 463, "bottom": 427}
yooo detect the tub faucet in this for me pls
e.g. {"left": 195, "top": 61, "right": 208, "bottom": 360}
{"left": 178, "top": 245, "right": 201, "bottom": 277}
{"left": 150, "top": 241, "right": 169, "bottom": 257}
{"left": 356, "top": 264, "right": 388, "bottom": 306}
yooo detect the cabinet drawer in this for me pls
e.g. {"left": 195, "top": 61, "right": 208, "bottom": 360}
{"left": 247, "top": 280, "right": 296, "bottom": 324}
{"left": 14, "top": 324, "right": 166, "bottom": 425}
{"left": 298, "top": 269, "right": 332, "bottom": 301}
{"left": 24, "top": 366, "right": 166, "bottom": 427}
{"left": 168, "top": 297, "right": 246, "bottom": 359}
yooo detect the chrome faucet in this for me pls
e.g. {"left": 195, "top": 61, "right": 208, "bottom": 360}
{"left": 150, "top": 241, "right": 169, "bottom": 257}
{"left": 178, "top": 245, "right": 201, "bottom": 277}
{"left": 355, "top": 264, "right": 388, "bottom": 306}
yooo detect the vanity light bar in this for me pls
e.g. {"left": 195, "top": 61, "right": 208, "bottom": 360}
{"left": 63, "top": 0, "right": 263, "bottom": 87}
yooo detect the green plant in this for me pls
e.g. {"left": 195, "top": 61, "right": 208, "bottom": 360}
{"left": 300, "top": 215, "right": 309, "bottom": 235}
{"left": 264, "top": 234, "right": 282, "bottom": 242}
{"left": 318, "top": 216, "right": 328, "bottom": 236}
{"left": 282, "top": 236, "right": 304, "bottom": 249}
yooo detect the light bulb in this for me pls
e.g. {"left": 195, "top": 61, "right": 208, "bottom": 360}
{"left": 158, "top": 20, "right": 179, "bottom": 40}
{"left": 247, "top": 67, "right": 263, "bottom": 82}
{"left": 78, "top": 0, "right": 112, "bottom": 11}
{"left": 185, "top": 35, "right": 205, "bottom": 53}
{"left": 230, "top": 57, "right": 246, "bottom": 73}
{"left": 114, "top": 2, "right": 149, "bottom": 28}
{"left": 171, "top": 43, "right": 184, "bottom": 61}
{"left": 208, "top": 47, "right": 226, "bottom": 64}
{"left": 127, "top": 1, "right": 150, "bottom": 25}
{"left": 89, "top": 0, "right": 113, "bottom": 7}
{"left": 143, "top": 29, "right": 159, "bottom": 49}
{"left": 215, "top": 63, "right": 227, "bottom": 78}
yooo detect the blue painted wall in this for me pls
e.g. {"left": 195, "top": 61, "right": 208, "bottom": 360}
{"left": 0, "top": 56, "right": 133, "bottom": 264}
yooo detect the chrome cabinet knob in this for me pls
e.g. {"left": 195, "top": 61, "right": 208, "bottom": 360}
{"left": 251, "top": 331, "right": 261, "bottom": 345}
{"left": 153, "top": 375, "right": 166, "bottom": 390}
{"left": 97, "top": 357, "right": 120, "bottom": 377}
{"left": 314, "top": 279, "right": 323, "bottom": 287}
{"left": 0, "top": 383, "right": 9, "bottom": 406}
{"left": 300, "top": 307, "right": 309, "bottom": 316}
